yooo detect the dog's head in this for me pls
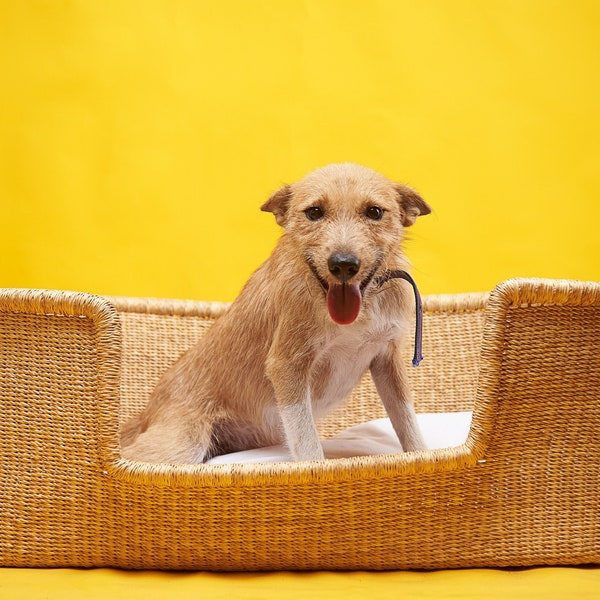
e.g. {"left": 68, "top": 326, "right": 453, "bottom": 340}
{"left": 261, "top": 163, "right": 431, "bottom": 325}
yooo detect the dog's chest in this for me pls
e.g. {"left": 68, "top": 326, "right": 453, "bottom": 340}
{"left": 310, "top": 317, "right": 402, "bottom": 416}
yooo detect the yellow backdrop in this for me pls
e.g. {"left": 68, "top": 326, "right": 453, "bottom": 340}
{"left": 1, "top": 0, "right": 598, "bottom": 303}
{"left": 1, "top": 2, "right": 600, "bottom": 595}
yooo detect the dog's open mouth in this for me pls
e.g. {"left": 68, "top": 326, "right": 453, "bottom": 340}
{"left": 326, "top": 282, "right": 362, "bottom": 325}
{"left": 306, "top": 256, "right": 380, "bottom": 325}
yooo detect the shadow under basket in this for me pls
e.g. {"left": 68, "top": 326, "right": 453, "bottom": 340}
{"left": 0, "top": 278, "right": 599, "bottom": 571}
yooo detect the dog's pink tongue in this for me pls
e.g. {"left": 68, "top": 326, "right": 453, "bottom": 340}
{"left": 326, "top": 283, "right": 362, "bottom": 325}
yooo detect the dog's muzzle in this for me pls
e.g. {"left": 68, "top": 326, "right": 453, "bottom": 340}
{"left": 306, "top": 252, "right": 373, "bottom": 326}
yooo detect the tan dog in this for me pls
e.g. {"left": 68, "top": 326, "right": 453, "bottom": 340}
{"left": 121, "top": 163, "right": 431, "bottom": 463}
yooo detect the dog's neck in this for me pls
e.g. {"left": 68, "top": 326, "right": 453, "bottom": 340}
{"left": 376, "top": 270, "right": 423, "bottom": 367}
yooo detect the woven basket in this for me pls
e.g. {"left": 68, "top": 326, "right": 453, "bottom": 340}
{"left": 1, "top": 278, "right": 598, "bottom": 570}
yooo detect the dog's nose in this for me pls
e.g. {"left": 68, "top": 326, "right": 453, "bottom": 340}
{"left": 328, "top": 253, "right": 361, "bottom": 282}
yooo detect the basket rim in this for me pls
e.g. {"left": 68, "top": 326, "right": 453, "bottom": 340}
{"left": 105, "top": 290, "right": 491, "bottom": 317}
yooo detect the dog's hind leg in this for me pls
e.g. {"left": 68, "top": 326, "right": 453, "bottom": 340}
{"left": 120, "top": 417, "right": 214, "bottom": 464}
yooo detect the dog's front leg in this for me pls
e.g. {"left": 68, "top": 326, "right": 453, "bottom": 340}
{"left": 370, "top": 342, "right": 427, "bottom": 452}
{"left": 266, "top": 332, "right": 324, "bottom": 461}
{"left": 278, "top": 395, "right": 325, "bottom": 461}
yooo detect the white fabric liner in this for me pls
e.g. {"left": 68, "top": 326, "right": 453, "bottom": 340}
{"left": 207, "top": 411, "right": 473, "bottom": 464}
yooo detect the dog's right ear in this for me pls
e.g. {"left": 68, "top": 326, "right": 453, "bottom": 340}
{"left": 393, "top": 183, "right": 432, "bottom": 227}
{"left": 261, "top": 185, "right": 292, "bottom": 227}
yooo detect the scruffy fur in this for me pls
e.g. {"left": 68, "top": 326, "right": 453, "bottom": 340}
{"left": 121, "top": 163, "right": 431, "bottom": 463}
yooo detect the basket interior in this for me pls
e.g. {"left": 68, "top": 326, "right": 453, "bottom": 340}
{"left": 115, "top": 295, "right": 487, "bottom": 438}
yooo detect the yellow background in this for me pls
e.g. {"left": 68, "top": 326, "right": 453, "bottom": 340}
{"left": 1, "top": 1, "right": 598, "bottom": 302}
{"left": 1, "top": 1, "right": 600, "bottom": 597}
{"left": 3, "top": 566, "right": 600, "bottom": 600}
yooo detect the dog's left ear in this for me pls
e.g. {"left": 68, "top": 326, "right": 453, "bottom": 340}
{"left": 261, "top": 185, "right": 292, "bottom": 227}
{"left": 393, "top": 184, "right": 432, "bottom": 227}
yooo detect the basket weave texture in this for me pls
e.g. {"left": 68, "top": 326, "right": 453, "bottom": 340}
{"left": 0, "top": 278, "right": 598, "bottom": 570}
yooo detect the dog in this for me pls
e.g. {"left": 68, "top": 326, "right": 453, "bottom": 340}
{"left": 121, "top": 163, "right": 431, "bottom": 463}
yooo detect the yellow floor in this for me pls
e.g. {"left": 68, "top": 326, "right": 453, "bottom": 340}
{"left": 2, "top": 567, "right": 599, "bottom": 600}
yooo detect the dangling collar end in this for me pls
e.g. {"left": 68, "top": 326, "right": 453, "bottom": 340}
{"left": 377, "top": 269, "right": 424, "bottom": 368}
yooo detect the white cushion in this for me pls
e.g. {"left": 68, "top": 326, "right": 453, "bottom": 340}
{"left": 206, "top": 411, "right": 472, "bottom": 464}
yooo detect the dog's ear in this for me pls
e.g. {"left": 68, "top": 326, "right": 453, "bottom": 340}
{"left": 261, "top": 185, "right": 292, "bottom": 227}
{"left": 393, "top": 184, "right": 431, "bottom": 227}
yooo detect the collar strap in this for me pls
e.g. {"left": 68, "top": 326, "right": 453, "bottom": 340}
{"left": 375, "top": 270, "right": 424, "bottom": 367}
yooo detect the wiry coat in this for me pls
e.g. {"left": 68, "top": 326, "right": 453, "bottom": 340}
{"left": 121, "top": 163, "right": 431, "bottom": 463}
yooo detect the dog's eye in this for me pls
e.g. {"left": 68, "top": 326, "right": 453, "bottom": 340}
{"left": 365, "top": 206, "right": 384, "bottom": 221}
{"left": 305, "top": 206, "right": 324, "bottom": 221}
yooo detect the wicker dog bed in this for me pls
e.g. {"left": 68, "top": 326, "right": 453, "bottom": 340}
{"left": 1, "top": 278, "right": 598, "bottom": 570}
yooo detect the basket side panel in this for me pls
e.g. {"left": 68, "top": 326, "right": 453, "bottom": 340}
{"left": 470, "top": 280, "right": 600, "bottom": 566}
{"left": 0, "top": 307, "right": 118, "bottom": 567}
